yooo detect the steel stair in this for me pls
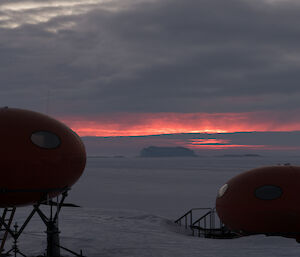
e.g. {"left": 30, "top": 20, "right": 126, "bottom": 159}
{"left": 175, "top": 207, "right": 240, "bottom": 239}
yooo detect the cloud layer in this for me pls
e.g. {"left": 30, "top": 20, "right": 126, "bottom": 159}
{"left": 82, "top": 131, "right": 300, "bottom": 156}
{"left": 1, "top": 0, "right": 300, "bottom": 116}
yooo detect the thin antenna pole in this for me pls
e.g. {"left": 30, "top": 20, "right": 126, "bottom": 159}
{"left": 46, "top": 90, "right": 50, "bottom": 115}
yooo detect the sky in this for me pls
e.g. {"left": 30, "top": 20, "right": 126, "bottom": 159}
{"left": 1, "top": 0, "right": 300, "bottom": 154}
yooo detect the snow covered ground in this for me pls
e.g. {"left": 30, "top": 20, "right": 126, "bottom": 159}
{"left": 7, "top": 156, "right": 300, "bottom": 256}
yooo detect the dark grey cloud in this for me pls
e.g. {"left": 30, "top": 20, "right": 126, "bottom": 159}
{"left": 0, "top": 0, "right": 300, "bottom": 115}
{"left": 82, "top": 131, "right": 300, "bottom": 156}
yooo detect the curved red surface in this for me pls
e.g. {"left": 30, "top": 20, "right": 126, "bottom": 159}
{"left": 0, "top": 107, "right": 86, "bottom": 206}
{"left": 216, "top": 166, "right": 300, "bottom": 237}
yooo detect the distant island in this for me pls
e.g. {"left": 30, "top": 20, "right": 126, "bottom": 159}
{"left": 216, "top": 154, "right": 261, "bottom": 158}
{"left": 140, "top": 146, "right": 197, "bottom": 157}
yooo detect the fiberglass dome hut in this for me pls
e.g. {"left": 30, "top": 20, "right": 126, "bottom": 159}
{"left": 216, "top": 165, "right": 300, "bottom": 242}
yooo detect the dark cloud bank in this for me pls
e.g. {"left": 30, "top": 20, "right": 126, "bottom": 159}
{"left": 82, "top": 131, "right": 300, "bottom": 156}
{"left": 1, "top": 0, "right": 300, "bottom": 116}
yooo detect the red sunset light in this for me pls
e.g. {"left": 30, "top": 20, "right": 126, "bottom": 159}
{"left": 59, "top": 111, "right": 300, "bottom": 137}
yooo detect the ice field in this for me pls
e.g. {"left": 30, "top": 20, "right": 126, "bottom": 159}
{"left": 8, "top": 156, "right": 300, "bottom": 256}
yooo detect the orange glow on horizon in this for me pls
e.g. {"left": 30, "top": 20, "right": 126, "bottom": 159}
{"left": 188, "top": 144, "right": 267, "bottom": 149}
{"left": 56, "top": 111, "right": 300, "bottom": 151}
{"left": 189, "top": 139, "right": 231, "bottom": 145}
{"left": 59, "top": 111, "right": 300, "bottom": 137}
{"left": 181, "top": 138, "right": 267, "bottom": 150}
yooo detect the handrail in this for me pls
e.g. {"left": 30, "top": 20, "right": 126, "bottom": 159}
{"left": 174, "top": 210, "right": 191, "bottom": 224}
{"left": 174, "top": 208, "right": 212, "bottom": 223}
{"left": 175, "top": 207, "right": 242, "bottom": 239}
{"left": 192, "top": 210, "right": 212, "bottom": 226}
{"left": 174, "top": 208, "right": 213, "bottom": 229}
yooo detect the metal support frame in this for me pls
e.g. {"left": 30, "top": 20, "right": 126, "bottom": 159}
{"left": 0, "top": 189, "right": 85, "bottom": 257}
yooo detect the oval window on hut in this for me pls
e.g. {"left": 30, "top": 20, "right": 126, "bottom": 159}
{"left": 31, "top": 131, "right": 61, "bottom": 149}
{"left": 255, "top": 185, "right": 282, "bottom": 200}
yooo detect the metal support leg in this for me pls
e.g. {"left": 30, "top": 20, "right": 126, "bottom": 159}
{"left": 46, "top": 220, "right": 60, "bottom": 257}
{"left": 2, "top": 188, "right": 85, "bottom": 257}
